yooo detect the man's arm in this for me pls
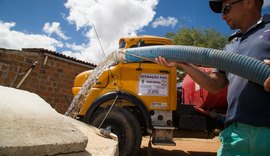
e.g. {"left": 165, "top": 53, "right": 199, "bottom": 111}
{"left": 264, "top": 59, "right": 270, "bottom": 92}
{"left": 155, "top": 56, "right": 228, "bottom": 93}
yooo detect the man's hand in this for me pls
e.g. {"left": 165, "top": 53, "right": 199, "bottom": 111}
{"left": 264, "top": 59, "right": 270, "bottom": 92}
{"left": 155, "top": 56, "right": 179, "bottom": 67}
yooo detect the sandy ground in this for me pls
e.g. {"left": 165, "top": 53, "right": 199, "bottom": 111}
{"left": 139, "top": 137, "right": 221, "bottom": 156}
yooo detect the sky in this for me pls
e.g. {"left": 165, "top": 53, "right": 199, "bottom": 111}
{"left": 0, "top": 0, "right": 270, "bottom": 64}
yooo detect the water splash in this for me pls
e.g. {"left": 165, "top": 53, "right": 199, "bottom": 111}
{"left": 65, "top": 52, "right": 117, "bottom": 118}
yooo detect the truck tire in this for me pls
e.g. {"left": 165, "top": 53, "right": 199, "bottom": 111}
{"left": 91, "top": 107, "right": 142, "bottom": 156}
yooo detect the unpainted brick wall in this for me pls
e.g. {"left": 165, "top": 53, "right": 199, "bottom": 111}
{"left": 0, "top": 48, "right": 95, "bottom": 114}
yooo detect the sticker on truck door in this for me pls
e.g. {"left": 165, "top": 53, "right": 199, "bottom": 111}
{"left": 138, "top": 74, "right": 168, "bottom": 96}
{"left": 151, "top": 102, "right": 168, "bottom": 109}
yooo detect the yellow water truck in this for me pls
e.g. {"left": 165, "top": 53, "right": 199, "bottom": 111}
{"left": 72, "top": 36, "right": 226, "bottom": 156}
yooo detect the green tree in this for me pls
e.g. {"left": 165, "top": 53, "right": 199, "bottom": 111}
{"left": 164, "top": 28, "right": 228, "bottom": 82}
{"left": 165, "top": 28, "right": 228, "bottom": 49}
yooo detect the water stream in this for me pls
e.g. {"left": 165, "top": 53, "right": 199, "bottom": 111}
{"left": 65, "top": 52, "right": 117, "bottom": 118}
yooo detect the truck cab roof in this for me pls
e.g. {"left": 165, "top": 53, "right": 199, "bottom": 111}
{"left": 118, "top": 35, "right": 173, "bottom": 49}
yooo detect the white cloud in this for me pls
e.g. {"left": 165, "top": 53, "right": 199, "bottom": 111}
{"left": 65, "top": 43, "right": 86, "bottom": 51}
{"left": 64, "top": 0, "right": 158, "bottom": 64}
{"left": 151, "top": 16, "right": 178, "bottom": 28}
{"left": 0, "top": 21, "right": 63, "bottom": 51}
{"left": 264, "top": 0, "right": 270, "bottom": 7}
{"left": 43, "top": 22, "right": 70, "bottom": 40}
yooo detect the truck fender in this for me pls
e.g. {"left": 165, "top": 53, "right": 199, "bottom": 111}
{"left": 83, "top": 91, "right": 152, "bottom": 133}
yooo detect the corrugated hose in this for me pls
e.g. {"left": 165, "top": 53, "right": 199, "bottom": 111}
{"left": 114, "top": 45, "right": 270, "bottom": 86}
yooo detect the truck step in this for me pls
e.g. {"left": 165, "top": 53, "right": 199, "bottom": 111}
{"left": 152, "top": 126, "right": 176, "bottom": 146}
{"left": 153, "top": 126, "right": 175, "bottom": 130}
{"left": 152, "top": 139, "right": 176, "bottom": 146}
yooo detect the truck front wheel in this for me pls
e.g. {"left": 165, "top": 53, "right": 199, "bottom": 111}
{"left": 91, "top": 107, "right": 142, "bottom": 156}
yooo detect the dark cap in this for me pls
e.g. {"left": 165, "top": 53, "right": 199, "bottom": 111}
{"left": 209, "top": 0, "right": 223, "bottom": 13}
{"left": 209, "top": 0, "right": 264, "bottom": 13}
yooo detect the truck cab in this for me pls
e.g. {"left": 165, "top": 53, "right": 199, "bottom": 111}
{"left": 72, "top": 35, "right": 227, "bottom": 156}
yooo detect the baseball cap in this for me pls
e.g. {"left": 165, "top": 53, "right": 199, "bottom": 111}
{"left": 209, "top": 0, "right": 264, "bottom": 13}
{"left": 209, "top": 0, "right": 223, "bottom": 13}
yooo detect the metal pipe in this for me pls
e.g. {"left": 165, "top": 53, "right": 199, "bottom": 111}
{"left": 16, "top": 61, "right": 38, "bottom": 88}
{"left": 43, "top": 55, "right": 48, "bottom": 66}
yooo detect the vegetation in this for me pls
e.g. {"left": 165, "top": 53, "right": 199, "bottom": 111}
{"left": 164, "top": 28, "right": 228, "bottom": 82}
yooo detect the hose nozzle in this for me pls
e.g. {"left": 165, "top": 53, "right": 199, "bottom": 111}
{"left": 112, "top": 49, "right": 127, "bottom": 63}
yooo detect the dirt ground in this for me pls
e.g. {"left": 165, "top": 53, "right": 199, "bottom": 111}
{"left": 139, "top": 137, "right": 221, "bottom": 156}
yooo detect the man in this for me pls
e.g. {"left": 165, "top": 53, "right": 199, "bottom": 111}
{"left": 155, "top": 0, "right": 270, "bottom": 155}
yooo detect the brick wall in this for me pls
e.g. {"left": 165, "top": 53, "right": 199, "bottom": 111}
{"left": 0, "top": 48, "right": 95, "bottom": 114}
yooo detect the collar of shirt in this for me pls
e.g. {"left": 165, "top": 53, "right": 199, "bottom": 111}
{"left": 228, "top": 14, "right": 270, "bottom": 42}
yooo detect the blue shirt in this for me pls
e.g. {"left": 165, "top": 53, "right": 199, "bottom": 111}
{"left": 222, "top": 14, "right": 270, "bottom": 127}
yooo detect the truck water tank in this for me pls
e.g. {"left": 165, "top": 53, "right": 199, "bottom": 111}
{"left": 181, "top": 67, "right": 227, "bottom": 110}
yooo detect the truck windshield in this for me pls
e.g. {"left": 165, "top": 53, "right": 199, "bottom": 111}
{"left": 119, "top": 40, "right": 126, "bottom": 48}
{"left": 130, "top": 43, "right": 165, "bottom": 48}
{"left": 119, "top": 39, "right": 166, "bottom": 49}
